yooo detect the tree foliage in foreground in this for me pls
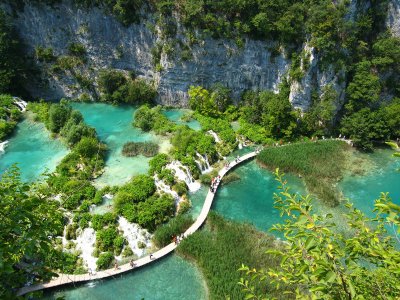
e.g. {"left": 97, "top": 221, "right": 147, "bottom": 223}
{"left": 0, "top": 166, "right": 63, "bottom": 299}
{"left": 240, "top": 169, "right": 400, "bottom": 300}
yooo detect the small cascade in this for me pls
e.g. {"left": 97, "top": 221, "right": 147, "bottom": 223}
{"left": 154, "top": 175, "right": 181, "bottom": 205}
{"left": 13, "top": 97, "right": 27, "bottom": 112}
{"left": 75, "top": 228, "right": 97, "bottom": 272}
{"left": 167, "top": 161, "right": 201, "bottom": 192}
{"left": 0, "top": 140, "right": 9, "bottom": 153}
{"left": 207, "top": 130, "right": 221, "bottom": 143}
{"left": 195, "top": 152, "right": 212, "bottom": 174}
{"left": 118, "top": 217, "right": 152, "bottom": 258}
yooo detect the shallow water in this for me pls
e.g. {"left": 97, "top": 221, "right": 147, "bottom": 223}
{"left": 71, "top": 103, "right": 171, "bottom": 187}
{"left": 211, "top": 159, "right": 306, "bottom": 233}
{"left": 340, "top": 149, "right": 400, "bottom": 216}
{"left": 44, "top": 255, "right": 207, "bottom": 300}
{"left": 0, "top": 118, "right": 68, "bottom": 182}
{"left": 162, "top": 109, "right": 201, "bottom": 131}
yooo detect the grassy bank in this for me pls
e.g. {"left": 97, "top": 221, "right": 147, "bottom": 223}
{"left": 176, "top": 212, "right": 293, "bottom": 299}
{"left": 257, "top": 140, "right": 350, "bottom": 207}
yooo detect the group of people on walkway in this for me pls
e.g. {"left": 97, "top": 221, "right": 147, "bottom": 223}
{"left": 210, "top": 175, "right": 221, "bottom": 193}
{"left": 172, "top": 234, "right": 185, "bottom": 245}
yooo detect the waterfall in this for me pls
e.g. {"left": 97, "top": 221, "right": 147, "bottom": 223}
{"left": 75, "top": 228, "right": 97, "bottom": 272}
{"left": 195, "top": 152, "right": 212, "bottom": 174}
{"left": 13, "top": 97, "right": 27, "bottom": 112}
{"left": 0, "top": 140, "right": 9, "bottom": 153}
{"left": 207, "top": 130, "right": 221, "bottom": 143}
{"left": 154, "top": 175, "right": 181, "bottom": 205}
{"left": 167, "top": 161, "right": 201, "bottom": 192}
{"left": 118, "top": 217, "right": 152, "bottom": 258}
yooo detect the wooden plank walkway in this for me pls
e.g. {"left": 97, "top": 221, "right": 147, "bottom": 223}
{"left": 17, "top": 151, "right": 258, "bottom": 296}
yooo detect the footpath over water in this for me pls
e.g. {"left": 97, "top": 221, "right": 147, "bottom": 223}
{"left": 17, "top": 151, "right": 258, "bottom": 296}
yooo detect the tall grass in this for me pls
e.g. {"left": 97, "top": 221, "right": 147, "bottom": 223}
{"left": 257, "top": 140, "right": 349, "bottom": 207}
{"left": 177, "top": 212, "right": 293, "bottom": 299}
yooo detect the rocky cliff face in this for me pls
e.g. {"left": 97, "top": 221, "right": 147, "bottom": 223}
{"left": 388, "top": 0, "right": 400, "bottom": 37}
{"left": 2, "top": 0, "right": 397, "bottom": 110}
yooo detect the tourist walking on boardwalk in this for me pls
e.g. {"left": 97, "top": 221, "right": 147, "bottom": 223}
{"left": 114, "top": 261, "right": 118, "bottom": 270}
{"left": 130, "top": 259, "right": 136, "bottom": 268}
{"left": 150, "top": 254, "right": 154, "bottom": 260}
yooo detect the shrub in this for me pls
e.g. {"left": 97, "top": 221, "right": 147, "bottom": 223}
{"left": 96, "top": 252, "right": 114, "bottom": 270}
{"left": 96, "top": 227, "right": 118, "bottom": 252}
{"left": 122, "top": 246, "right": 134, "bottom": 257}
{"left": 172, "top": 181, "right": 188, "bottom": 196}
{"left": 149, "top": 153, "right": 170, "bottom": 175}
{"left": 68, "top": 42, "right": 86, "bottom": 57}
{"left": 117, "top": 175, "right": 156, "bottom": 203}
{"left": 113, "top": 235, "right": 125, "bottom": 255}
{"left": 65, "top": 223, "right": 78, "bottom": 240}
{"left": 153, "top": 214, "right": 193, "bottom": 248}
{"left": 137, "top": 241, "right": 146, "bottom": 249}
{"left": 122, "top": 141, "right": 159, "bottom": 157}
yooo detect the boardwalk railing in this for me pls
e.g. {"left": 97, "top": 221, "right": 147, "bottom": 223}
{"left": 17, "top": 151, "right": 258, "bottom": 296}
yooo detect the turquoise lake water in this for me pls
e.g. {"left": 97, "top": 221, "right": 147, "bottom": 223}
{"left": 44, "top": 255, "right": 207, "bottom": 300}
{"left": 162, "top": 109, "right": 201, "bottom": 131}
{"left": 71, "top": 103, "right": 172, "bottom": 187}
{"left": 340, "top": 149, "right": 400, "bottom": 216}
{"left": 0, "top": 118, "right": 68, "bottom": 182}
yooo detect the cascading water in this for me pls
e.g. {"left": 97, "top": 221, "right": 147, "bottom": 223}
{"left": 154, "top": 175, "right": 181, "bottom": 205}
{"left": 75, "top": 228, "right": 97, "bottom": 272}
{"left": 207, "top": 130, "right": 221, "bottom": 143}
{"left": 167, "top": 161, "right": 201, "bottom": 192}
{"left": 118, "top": 217, "right": 152, "bottom": 258}
{"left": 0, "top": 141, "right": 9, "bottom": 153}
{"left": 195, "top": 152, "right": 212, "bottom": 174}
{"left": 13, "top": 97, "right": 28, "bottom": 112}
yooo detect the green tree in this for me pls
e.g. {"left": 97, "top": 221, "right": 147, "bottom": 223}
{"left": 0, "top": 167, "right": 63, "bottom": 298}
{"left": 239, "top": 170, "right": 400, "bottom": 299}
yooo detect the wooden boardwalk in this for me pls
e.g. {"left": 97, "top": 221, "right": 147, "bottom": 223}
{"left": 17, "top": 151, "right": 258, "bottom": 296}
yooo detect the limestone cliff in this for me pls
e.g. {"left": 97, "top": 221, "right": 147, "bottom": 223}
{"left": 2, "top": 0, "right": 398, "bottom": 110}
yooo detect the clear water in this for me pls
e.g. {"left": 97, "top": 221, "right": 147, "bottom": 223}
{"left": 44, "top": 255, "right": 207, "bottom": 300}
{"left": 71, "top": 103, "right": 172, "bottom": 187}
{"left": 340, "top": 149, "right": 400, "bottom": 216}
{"left": 211, "top": 159, "right": 306, "bottom": 233}
{"left": 162, "top": 109, "right": 201, "bottom": 131}
{"left": 0, "top": 118, "right": 68, "bottom": 182}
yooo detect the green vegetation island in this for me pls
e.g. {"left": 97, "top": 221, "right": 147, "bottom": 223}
{"left": 0, "top": 0, "right": 399, "bottom": 299}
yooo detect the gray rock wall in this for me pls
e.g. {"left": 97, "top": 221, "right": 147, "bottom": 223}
{"left": 6, "top": 0, "right": 397, "bottom": 110}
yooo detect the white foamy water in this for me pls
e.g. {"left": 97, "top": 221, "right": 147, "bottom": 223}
{"left": 154, "top": 175, "right": 182, "bottom": 205}
{"left": 118, "top": 217, "right": 152, "bottom": 258}
{"left": 195, "top": 152, "right": 212, "bottom": 174}
{"left": 167, "top": 161, "right": 201, "bottom": 192}
{"left": 13, "top": 97, "right": 27, "bottom": 112}
{"left": 0, "top": 140, "right": 9, "bottom": 153}
{"left": 207, "top": 130, "right": 221, "bottom": 143}
{"left": 75, "top": 228, "right": 97, "bottom": 272}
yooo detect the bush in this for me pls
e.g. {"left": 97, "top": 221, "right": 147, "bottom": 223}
{"left": 149, "top": 153, "right": 170, "bottom": 175}
{"left": 65, "top": 223, "right": 78, "bottom": 240}
{"left": 222, "top": 172, "right": 240, "bottom": 185}
{"left": 122, "top": 141, "right": 159, "bottom": 157}
{"left": 113, "top": 236, "right": 125, "bottom": 255}
{"left": 96, "top": 252, "right": 114, "bottom": 271}
{"left": 137, "top": 241, "right": 146, "bottom": 249}
{"left": 172, "top": 181, "right": 188, "bottom": 196}
{"left": 96, "top": 227, "right": 118, "bottom": 252}
{"left": 68, "top": 42, "right": 86, "bottom": 57}
{"left": 153, "top": 214, "right": 193, "bottom": 248}
{"left": 117, "top": 175, "right": 156, "bottom": 204}
{"left": 122, "top": 246, "right": 134, "bottom": 257}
